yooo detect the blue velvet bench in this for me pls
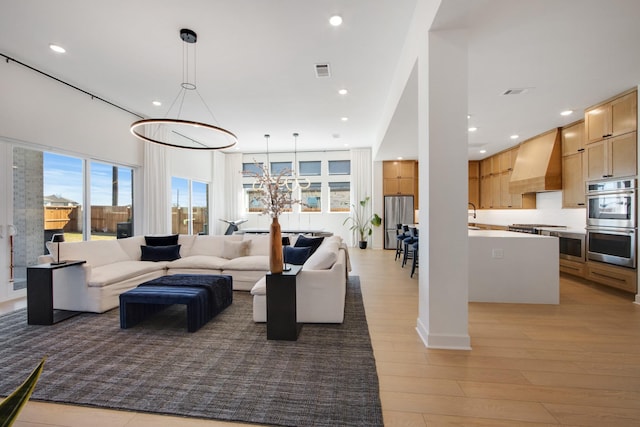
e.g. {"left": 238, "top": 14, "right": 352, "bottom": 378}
{"left": 119, "top": 274, "right": 233, "bottom": 332}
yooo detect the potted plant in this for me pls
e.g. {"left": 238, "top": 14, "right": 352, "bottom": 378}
{"left": 343, "top": 196, "right": 382, "bottom": 249}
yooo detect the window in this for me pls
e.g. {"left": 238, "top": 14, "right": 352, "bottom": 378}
{"left": 172, "top": 177, "right": 209, "bottom": 235}
{"left": 301, "top": 183, "right": 321, "bottom": 212}
{"left": 329, "top": 182, "right": 350, "bottom": 212}
{"left": 242, "top": 162, "right": 263, "bottom": 176}
{"left": 43, "top": 152, "right": 84, "bottom": 242}
{"left": 270, "top": 161, "right": 292, "bottom": 176}
{"left": 328, "top": 160, "right": 350, "bottom": 175}
{"left": 90, "top": 161, "right": 133, "bottom": 240}
{"left": 244, "top": 184, "right": 264, "bottom": 213}
{"left": 299, "top": 161, "right": 321, "bottom": 176}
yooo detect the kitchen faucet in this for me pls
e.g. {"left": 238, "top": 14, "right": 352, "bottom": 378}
{"left": 468, "top": 202, "right": 476, "bottom": 219}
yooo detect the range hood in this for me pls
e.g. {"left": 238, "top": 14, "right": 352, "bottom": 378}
{"left": 509, "top": 128, "right": 562, "bottom": 194}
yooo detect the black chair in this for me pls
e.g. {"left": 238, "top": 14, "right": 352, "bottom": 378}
{"left": 394, "top": 224, "right": 408, "bottom": 260}
{"left": 410, "top": 241, "right": 419, "bottom": 278}
{"left": 402, "top": 227, "right": 418, "bottom": 268}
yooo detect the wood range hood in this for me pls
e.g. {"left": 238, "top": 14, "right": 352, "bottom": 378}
{"left": 509, "top": 128, "right": 562, "bottom": 194}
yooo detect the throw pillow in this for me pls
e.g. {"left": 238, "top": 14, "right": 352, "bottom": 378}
{"left": 293, "top": 235, "right": 324, "bottom": 255}
{"left": 284, "top": 246, "right": 312, "bottom": 265}
{"left": 144, "top": 234, "right": 179, "bottom": 246}
{"left": 140, "top": 244, "right": 181, "bottom": 262}
{"left": 222, "top": 240, "right": 251, "bottom": 260}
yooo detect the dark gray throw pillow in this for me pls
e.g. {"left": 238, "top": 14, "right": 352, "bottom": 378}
{"left": 284, "top": 246, "right": 312, "bottom": 265}
{"left": 144, "top": 234, "right": 179, "bottom": 246}
{"left": 294, "top": 235, "right": 324, "bottom": 255}
{"left": 140, "top": 244, "right": 181, "bottom": 262}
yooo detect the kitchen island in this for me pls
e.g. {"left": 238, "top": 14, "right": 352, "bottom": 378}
{"left": 469, "top": 229, "right": 559, "bottom": 304}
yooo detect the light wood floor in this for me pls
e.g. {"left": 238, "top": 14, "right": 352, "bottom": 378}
{"left": 3, "top": 249, "right": 640, "bottom": 426}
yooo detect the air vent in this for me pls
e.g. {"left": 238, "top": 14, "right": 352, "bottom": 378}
{"left": 501, "top": 88, "right": 531, "bottom": 95}
{"left": 315, "top": 63, "right": 331, "bottom": 78}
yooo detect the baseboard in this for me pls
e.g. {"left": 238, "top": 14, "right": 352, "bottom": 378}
{"left": 416, "top": 318, "right": 471, "bottom": 350}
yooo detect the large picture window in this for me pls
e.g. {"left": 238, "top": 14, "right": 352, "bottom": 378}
{"left": 90, "top": 161, "right": 133, "bottom": 240}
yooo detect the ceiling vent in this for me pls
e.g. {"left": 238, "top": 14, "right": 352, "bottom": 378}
{"left": 501, "top": 88, "right": 531, "bottom": 95}
{"left": 315, "top": 63, "right": 331, "bottom": 78}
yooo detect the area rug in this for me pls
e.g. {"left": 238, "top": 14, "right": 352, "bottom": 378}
{"left": 0, "top": 277, "right": 382, "bottom": 427}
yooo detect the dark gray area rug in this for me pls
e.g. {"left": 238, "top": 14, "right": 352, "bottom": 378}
{"left": 0, "top": 277, "right": 382, "bottom": 427}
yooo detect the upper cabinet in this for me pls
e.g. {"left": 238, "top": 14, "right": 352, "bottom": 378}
{"left": 468, "top": 161, "right": 480, "bottom": 208}
{"left": 561, "top": 120, "right": 586, "bottom": 208}
{"left": 584, "top": 131, "right": 637, "bottom": 181}
{"left": 383, "top": 160, "right": 419, "bottom": 206}
{"left": 585, "top": 90, "right": 637, "bottom": 144}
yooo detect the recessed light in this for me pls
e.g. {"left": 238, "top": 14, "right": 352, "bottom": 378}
{"left": 468, "top": 127, "right": 478, "bottom": 132}
{"left": 560, "top": 110, "right": 573, "bottom": 116}
{"left": 510, "top": 134, "right": 519, "bottom": 139}
{"left": 479, "top": 149, "right": 487, "bottom": 154}
{"left": 338, "top": 89, "right": 348, "bottom": 95}
{"left": 49, "top": 44, "right": 66, "bottom": 54}
{"left": 329, "top": 15, "right": 343, "bottom": 26}
{"left": 341, "top": 117, "right": 348, "bottom": 122}
{"left": 397, "top": 157, "right": 403, "bottom": 160}
{"left": 152, "top": 101, "right": 162, "bottom": 107}
{"left": 467, "top": 114, "right": 471, "bottom": 119}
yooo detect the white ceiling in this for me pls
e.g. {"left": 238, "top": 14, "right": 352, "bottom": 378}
{"left": 1, "top": 0, "right": 639, "bottom": 161}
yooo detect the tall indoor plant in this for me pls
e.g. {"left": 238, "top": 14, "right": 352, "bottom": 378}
{"left": 343, "top": 196, "right": 382, "bottom": 249}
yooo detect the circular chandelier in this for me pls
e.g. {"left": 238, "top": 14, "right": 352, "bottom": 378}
{"left": 130, "top": 29, "right": 237, "bottom": 150}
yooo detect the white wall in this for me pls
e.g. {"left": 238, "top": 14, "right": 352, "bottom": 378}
{"left": 0, "top": 60, "right": 143, "bottom": 167}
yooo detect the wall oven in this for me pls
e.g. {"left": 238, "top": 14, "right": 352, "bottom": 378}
{"left": 586, "top": 227, "right": 636, "bottom": 268}
{"left": 586, "top": 178, "right": 636, "bottom": 228}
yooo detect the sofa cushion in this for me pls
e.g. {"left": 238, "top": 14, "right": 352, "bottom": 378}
{"left": 303, "top": 239, "right": 340, "bottom": 270}
{"left": 284, "top": 246, "right": 312, "bottom": 265}
{"left": 50, "top": 240, "right": 131, "bottom": 268}
{"left": 167, "top": 255, "right": 228, "bottom": 270}
{"left": 222, "top": 255, "right": 269, "bottom": 270}
{"left": 145, "top": 234, "right": 179, "bottom": 246}
{"left": 88, "top": 260, "right": 168, "bottom": 288}
{"left": 116, "top": 235, "right": 146, "bottom": 260}
{"left": 177, "top": 234, "right": 198, "bottom": 257}
{"left": 141, "top": 245, "right": 181, "bottom": 262}
{"left": 222, "top": 240, "right": 251, "bottom": 259}
{"left": 190, "top": 235, "right": 242, "bottom": 257}
{"left": 250, "top": 276, "right": 266, "bottom": 296}
{"left": 294, "top": 235, "right": 324, "bottom": 255}
{"left": 244, "top": 234, "right": 270, "bottom": 256}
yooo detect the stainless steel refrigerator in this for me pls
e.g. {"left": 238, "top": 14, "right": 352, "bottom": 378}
{"left": 384, "top": 195, "right": 415, "bottom": 249}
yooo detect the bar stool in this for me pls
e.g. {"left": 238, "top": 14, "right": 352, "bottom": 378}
{"left": 394, "top": 224, "right": 408, "bottom": 261}
{"left": 410, "top": 240, "right": 419, "bottom": 278}
{"left": 402, "top": 227, "right": 418, "bottom": 268}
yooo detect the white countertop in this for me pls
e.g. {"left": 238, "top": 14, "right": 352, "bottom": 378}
{"left": 468, "top": 229, "right": 554, "bottom": 238}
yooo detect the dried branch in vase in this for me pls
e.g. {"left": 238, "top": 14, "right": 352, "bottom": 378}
{"left": 242, "top": 162, "right": 303, "bottom": 218}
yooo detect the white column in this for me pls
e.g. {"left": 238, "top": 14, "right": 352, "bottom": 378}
{"left": 416, "top": 28, "right": 471, "bottom": 350}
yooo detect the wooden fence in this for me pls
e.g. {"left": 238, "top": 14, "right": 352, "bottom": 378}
{"left": 44, "top": 206, "right": 131, "bottom": 234}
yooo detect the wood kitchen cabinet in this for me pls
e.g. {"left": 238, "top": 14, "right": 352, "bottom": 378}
{"left": 476, "top": 146, "right": 533, "bottom": 209}
{"left": 584, "top": 131, "right": 636, "bottom": 181}
{"left": 468, "top": 161, "right": 480, "bottom": 207}
{"left": 585, "top": 89, "right": 637, "bottom": 144}
{"left": 585, "top": 261, "right": 637, "bottom": 293}
{"left": 383, "top": 160, "right": 417, "bottom": 196}
{"left": 561, "top": 121, "right": 586, "bottom": 208}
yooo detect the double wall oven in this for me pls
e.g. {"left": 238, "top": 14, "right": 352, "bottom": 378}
{"left": 585, "top": 178, "right": 636, "bottom": 268}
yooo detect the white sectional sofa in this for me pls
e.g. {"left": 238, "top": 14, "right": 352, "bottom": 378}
{"left": 250, "top": 235, "right": 349, "bottom": 323}
{"left": 39, "top": 233, "right": 349, "bottom": 322}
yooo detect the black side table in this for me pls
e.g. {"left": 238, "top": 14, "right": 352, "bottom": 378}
{"left": 27, "top": 260, "right": 86, "bottom": 325}
{"left": 266, "top": 265, "right": 302, "bottom": 340}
